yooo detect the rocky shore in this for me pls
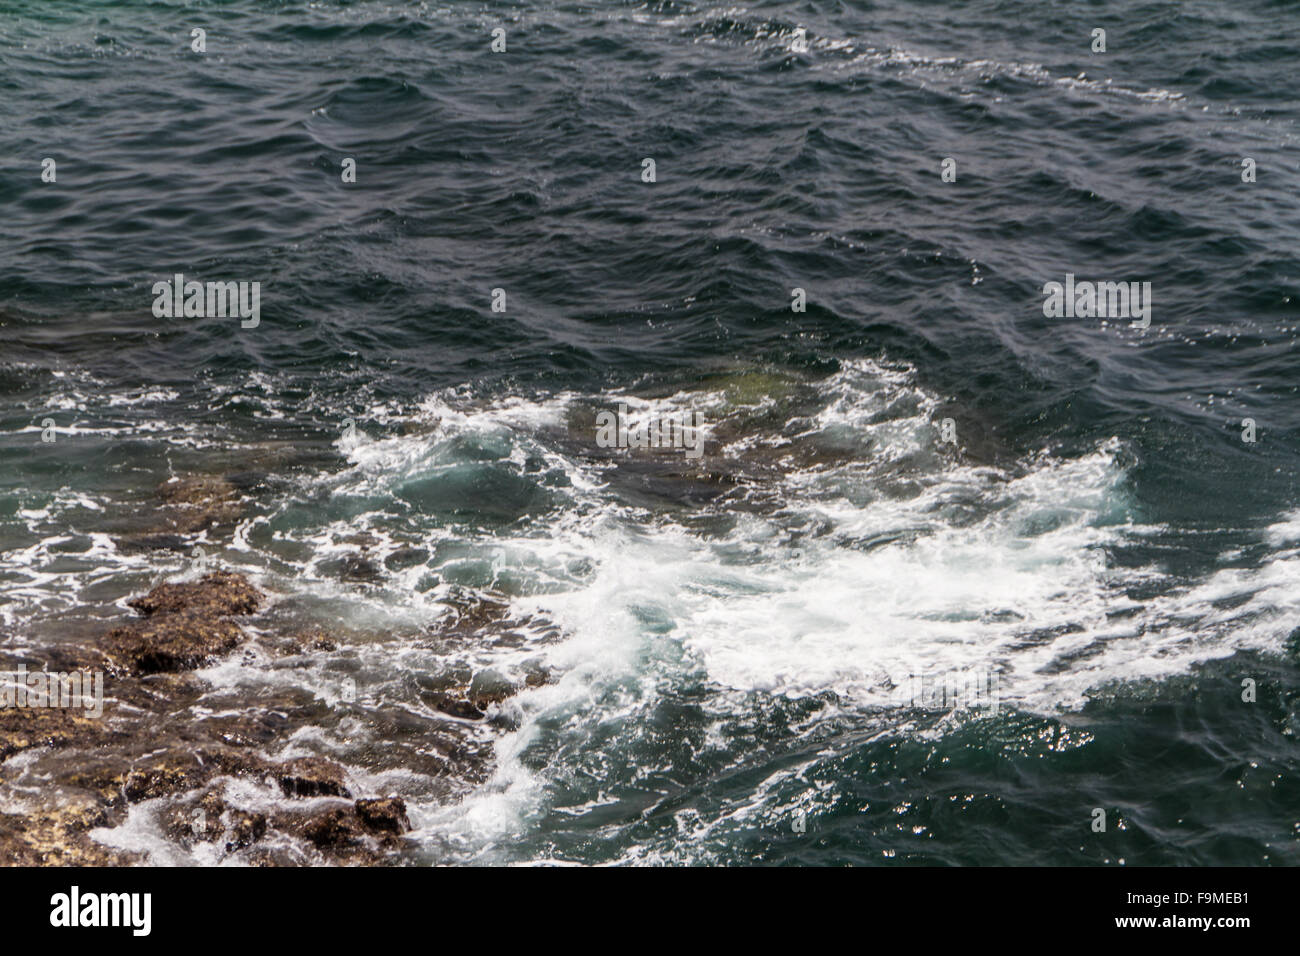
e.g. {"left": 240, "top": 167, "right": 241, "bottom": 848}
{"left": 0, "top": 466, "right": 542, "bottom": 866}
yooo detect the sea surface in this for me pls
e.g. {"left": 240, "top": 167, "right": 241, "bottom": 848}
{"left": 1, "top": 0, "right": 1299, "bottom": 865}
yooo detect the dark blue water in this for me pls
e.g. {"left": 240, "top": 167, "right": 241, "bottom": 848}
{"left": 1, "top": 0, "right": 1298, "bottom": 865}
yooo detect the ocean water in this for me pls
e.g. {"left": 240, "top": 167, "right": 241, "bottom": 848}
{"left": 1, "top": 0, "right": 1298, "bottom": 865}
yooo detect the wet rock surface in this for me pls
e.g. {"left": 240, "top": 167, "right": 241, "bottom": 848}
{"left": 162, "top": 791, "right": 268, "bottom": 853}
{"left": 0, "top": 795, "right": 142, "bottom": 866}
{"left": 154, "top": 475, "right": 244, "bottom": 534}
{"left": 0, "top": 570, "right": 542, "bottom": 866}
{"left": 126, "top": 571, "right": 262, "bottom": 618}
{"left": 271, "top": 797, "right": 411, "bottom": 861}
{"left": 0, "top": 707, "right": 114, "bottom": 762}
{"left": 97, "top": 571, "right": 263, "bottom": 675}
{"left": 101, "top": 613, "right": 245, "bottom": 675}
{"left": 355, "top": 797, "right": 411, "bottom": 834}
{"left": 320, "top": 552, "right": 383, "bottom": 584}
{"left": 274, "top": 757, "right": 352, "bottom": 798}
{"left": 107, "top": 474, "right": 248, "bottom": 552}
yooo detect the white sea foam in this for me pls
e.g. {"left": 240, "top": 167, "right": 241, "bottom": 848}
{"left": 424, "top": 360, "right": 1298, "bottom": 857}
{"left": 22, "top": 359, "right": 1295, "bottom": 864}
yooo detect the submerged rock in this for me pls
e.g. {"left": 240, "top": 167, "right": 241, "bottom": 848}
{"left": 153, "top": 475, "right": 244, "bottom": 533}
{"left": 320, "top": 552, "right": 383, "bottom": 584}
{"left": 115, "top": 533, "right": 192, "bottom": 554}
{"left": 468, "top": 668, "right": 518, "bottom": 709}
{"left": 157, "top": 475, "right": 236, "bottom": 507}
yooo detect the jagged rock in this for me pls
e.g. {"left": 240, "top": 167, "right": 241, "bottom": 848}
{"left": 273, "top": 756, "right": 352, "bottom": 798}
{"left": 123, "top": 762, "right": 212, "bottom": 803}
{"left": 273, "top": 798, "right": 408, "bottom": 857}
{"left": 99, "top": 572, "right": 262, "bottom": 674}
{"left": 1, "top": 564, "right": 509, "bottom": 867}
{"left": 225, "top": 807, "right": 268, "bottom": 851}
{"left": 162, "top": 791, "right": 267, "bottom": 853}
{"left": 294, "top": 805, "right": 366, "bottom": 850}
{"left": 127, "top": 571, "right": 261, "bottom": 618}
{"left": 102, "top": 612, "right": 245, "bottom": 674}
{"left": 121, "top": 749, "right": 261, "bottom": 802}
{"left": 355, "top": 797, "right": 410, "bottom": 834}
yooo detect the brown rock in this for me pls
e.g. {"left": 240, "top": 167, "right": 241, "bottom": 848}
{"left": 0, "top": 791, "right": 139, "bottom": 866}
{"left": 355, "top": 797, "right": 410, "bottom": 834}
{"left": 163, "top": 791, "right": 267, "bottom": 853}
{"left": 273, "top": 756, "right": 351, "bottom": 798}
{"left": 291, "top": 805, "right": 365, "bottom": 850}
{"left": 153, "top": 476, "right": 243, "bottom": 533}
{"left": 127, "top": 571, "right": 261, "bottom": 618}
{"left": 123, "top": 762, "right": 212, "bottom": 802}
{"left": 157, "top": 476, "right": 237, "bottom": 507}
{"left": 98, "top": 572, "right": 264, "bottom": 674}
{"left": 102, "top": 611, "right": 244, "bottom": 674}
{"left": 284, "top": 628, "right": 337, "bottom": 653}
{"left": 270, "top": 800, "right": 405, "bottom": 860}
{"left": 76, "top": 748, "right": 265, "bottom": 806}
{"left": 0, "top": 708, "right": 109, "bottom": 762}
